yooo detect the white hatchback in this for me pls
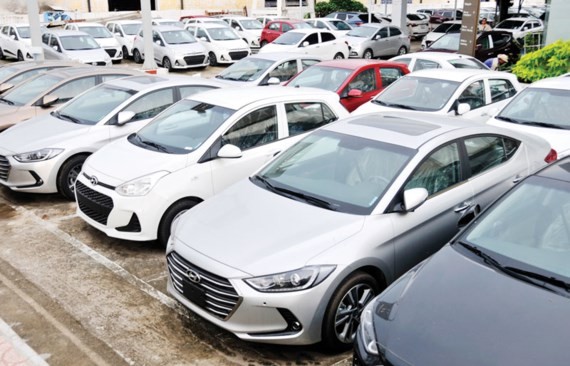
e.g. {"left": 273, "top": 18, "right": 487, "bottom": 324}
{"left": 304, "top": 18, "right": 353, "bottom": 38}
{"left": 221, "top": 16, "right": 264, "bottom": 52}
{"left": 105, "top": 20, "right": 142, "bottom": 58}
{"left": 65, "top": 22, "right": 123, "bottom": 63}
{"left": 185, "top": 23, "right": 250, "bottom": 66}
{"left": 0, "top": 24, "right": 33, "bottom": 61}
{"left": 76, "top": 87, "right": 349, "bottom": 245}
{"left": 41, "top": 29, "right": 111, "bottom": 66}
{"left": 390, "top": 52, "right": 488, "bottom": 71}
{"left": 260, "top": 29, "right": 348, "bottom": 60}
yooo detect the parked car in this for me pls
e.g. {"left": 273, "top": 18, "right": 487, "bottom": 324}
{"left": 353, "top": 154, "right": 567, "bottom": 366}
{"left": 416, "top": 9, "right": 436, "bottom": 16}
{"left": 0, "top": 60, "right": 81, "bottom": 93}
{"left": 41, "top": 30, "right": 111, "bottom": 66}
{"left": 256, "top": 16, "right": 289, "bottom": 27}
{"left": 215, "top": 52, "right": 321, "bottom": 86}
{"left": 0, "top": 66, "right": 140, "bottom": 132}
{"left": 493, "top": 17, "right": 544, "bottom": 41}
{"left": 132, "top": 26, "right": 209, "bottom": 71}
{"left": 325, "top": 12, "right": 389, "bottom": 27}
{"left": 429, "top": 9, "right": 463, "bottom": 25}
{"left": 260, "top": 19, "right": 313, "bottom": 47}
{"left": 343, "top": 23, "right": 409, "bottom": 59}
{"left": 488, "top": 76, "right": 570, "bottom": 159}
{"left": 405, "top": 13, "right": 430, "bottom": 39}
{"left": 286, "top": 59, "right": 409, "bottom": 112}
{"left": 421, "top": 20, "right": 461, "bottom": 49}
{"left": 64, "top": 22, "right": 123, "bottom": 63}
{"left": 221, "top": 16, "right": 264, "bottom": 52}
{"left": 185, "top": 23, "right": 250, "bottom": 66}
{"left": 0, "top": 75, "right": 225, "bottom": 199}
{"left": 182, "top": 17, "right": 228, "bottom": 27}
{"left": 151, "top": 18, "right": 184, "bottom": 28}
{"left": 304, "top": 18, "right": 353, "bottom": 38}
{"left": 0, "top": 24, "right": 33, "bottom": 61}
{"left": 105, "top": 20, "right": 141, "bottom": 59}
{"left": 76, "top": 86, "right": 348, "bottom": 245}
{"left": 424, "top": 31, "right": 521, "bottom": 62}
{"left": 353, "top": 69, "right": 521, "bottom": 123}
{"left": 390, "top": 52, "right": 488, "bottom": 71}
{"left": 260, "top": 29, "right": 348, "bottom": 60}
{"left": 166, "top": 111, "right": 552, "bottom": 348}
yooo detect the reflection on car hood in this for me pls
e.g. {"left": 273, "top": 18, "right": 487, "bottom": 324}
{"left": 343, "top": 36, "right": 367, "bottom": 46}
{"left": 374, "top": 245, "right": 570, "bottom": 366}
{"left": 174, "top": 179, "right": 365, "bottom": 276}
{"left": 94, "top": 37, "right": 121, "bottom": 48}
{"left": 0, "top": 114, "right": 88, "bottom": 154}
{"left": 64, "top": 48, "right": 108, "bottom": 62}
{"left": 0, "top": 104, "right": 20, "bottom": 117}
{"left": 167, "top": 43, "right": 206, "bottom": 54}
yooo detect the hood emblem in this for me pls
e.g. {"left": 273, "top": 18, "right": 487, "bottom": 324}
{"left": 90, "top": 176, "right": 98, "bottom": 186}
{"left": 187, "top": 270, "right": 201, "bottom": 284}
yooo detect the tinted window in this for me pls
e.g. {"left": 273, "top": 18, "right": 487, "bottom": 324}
{"left": 378, "top": 28, "right": 389, "bottom": 38}
{"left": 321, "top": 32, "right": 336, "bottom": 42}
{"left": 349, "top": 68, "right": 377, "bottom": 92}
{"left": 406, "top": 143, "right": 461, "bottom": 196}
{"left": 268, "top": 22, "right": 280, "bottom": 31}
{"left": 413, "top": 59, "right": 441, "bottom": 71}
{"left": 393, "top": 57, "right": 411, "bottom": 66}
{"left": 464, "top": 136, "right": 520, "bottom": 176}
{"left": 389, "top": 27, "right": 401, "bottom": 36}
{"left": 268, "top": 60, "right": 298, "bottom": 82}
{"left": 42, "top": 33, "right": 50, "bottom": 44}
{"left": 379, "top": 67, "right": 404, "bottom": 87}
{"left": 124, "top": 88, "right": 175, "bottom": 122}
{"left": 304, "top": 33, "right": 319, "bottom": 45}
{"left": 489, "top": 79, "right": 517, "bottom": 103}
{"left": 448, "top": 58, "right": 487, "bottom": 69}
{"left": 282, "top": 23, "right": 293, "bottom": 32}
{"left": 222, "top": 105, "right": 278, "bottom": 150}
{"left": 286, "top": 102, "right": 337, "bottom": 137}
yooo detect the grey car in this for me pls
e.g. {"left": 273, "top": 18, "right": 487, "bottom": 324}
{"left": 41, "top": 30, "right": 112, "bottom": 66}
{"left": 343, "top": 23, "right": 410, "bottom": 59}
{"left": 166, "top": 112, "right": 552, "bottom": 348}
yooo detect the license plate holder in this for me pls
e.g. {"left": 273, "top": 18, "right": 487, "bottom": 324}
{"left": 182, "top": 280, "right": 207, "bottom": 308}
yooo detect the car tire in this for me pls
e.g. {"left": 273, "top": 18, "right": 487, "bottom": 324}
{"left": 163, "top": 57, "right": 173, "bottom": 71}
{"left": 122, "top": 46, "right": 129, "bottom": 60}
{"left": 321, "top": 271, "right": 381, "bottom": 351}
{"left": 17, "top": 50, "right": 24, "bottom": 61}
{"left": 209, "top": 52, "right": 218, "bottom": 66}
{"left": 133, "top": 49, "right": 143, "bottom": 64}
{"left": 0, "top": 48, "right": 4, "bottom": 59}
{"left": 397, "top": 46, "right": 408, "bottom": 55}
{"left": 157, "top": 199, "right": 199, "bottom": 247}
{"left": 57, "top": 154, "right": 88, "bottom": 201}
{"left": 333, "top": 52, "right": 344, "bottom": 59}
{"left": 260, "top": 40, "right": 268, "bottom": 47}
{"left": 363, "top": 49, "right": 373, "bottom": 59}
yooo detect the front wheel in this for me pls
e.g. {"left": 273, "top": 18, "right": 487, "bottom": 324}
{"left": 57, "top": 155, "right": 88, "bottom": 200}
{"left": 397, "top": 46, "right": 408, "bottom": 55}
{"left": 321, "top": 271, "right": 381, "bottom": 351}
{"left": 163, "top": 57, "right": 173, "bottom": 71}
{"left": 122, "top": 46, "right": 129, "bottom": 60}
{"left": 333, "top": 52, "right": 344, "bottom": 60}
{"left": 363, "top": 49, "right": 373, "bottom": 59}
{"left": 260, "top": 40, "right": 268, "bottom": 47}
{"left": 209, "top": 52, "right": 218, "bottom": 66}
{"left": 133, "top": 49, "right": 143, "bottom": 64}
{"left": 157, "top": 199, "right": 199, "bottom": 247}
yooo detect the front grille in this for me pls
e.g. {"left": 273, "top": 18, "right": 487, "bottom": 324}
{"left": 167, "top": 251, "right": 240, "bottom": 320}
{"left": 183, "top": 55, "right": 206, "bottom": 65}
{"left": 76, "top": 180, "right": 113, "bottom": 225}
{"left": 0, "top": 155, "right": 10, "bottom": 181}
{"left": 83, "top": 61, "right": 107, "bottom": 66}
{"left": 105, "top": 49, "right": 117, "bottom": 57}
{"left": 229, "top": 51, "right": 248, "bottom": 61}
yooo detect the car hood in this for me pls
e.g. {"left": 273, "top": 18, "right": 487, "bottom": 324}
{"left": 212, "top": 39, "right": 249, "bottom": 50}
{"left": 95, "top": 37, "right": 121, "bottom": 48}
{"left": 373, "top": 245, "right": 570, "bottom": 366}
{"left": 242, "top": 29, "right": 262, "bottom": 37}
{"left": 343, "top": 36, "right": 368, "bottom": 46}
{"left": 0, "top": 104, "right": 21, "bottom": 117}
{"left": 82, "top": 137, "right": 189, "bottom": 186}
{"left": 167, "top": 43, "right": 206, "bottom": 54}
{"left": 424, "top": 32, "right": 444, "bottom": 42}
{"left": 64, "top": 48, "right": 108, "bottom": 62}
{"left": 0, "top": 113, "right": 89, "bottom": 154}
{"left": 259, "top": 43, "right": 293, "bottom": 53}
{"left": 174, "top": 179, "right": 365, "bottom": 276}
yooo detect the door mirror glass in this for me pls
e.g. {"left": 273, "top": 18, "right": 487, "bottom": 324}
{"left": 217, "top": 143, "right": 242, "bottom": 159}
{"left": 41, "top": 94, "right": 59, "bottom": 108}
{"left": 373, "top": 34, "right": 380, "bottom": 40}
{"left": 456, "top": 103, "right": 471, "bottom": 115}
{"left": 403, "top": 187, "right": 428, "bottom": 212}
{"left": 117, "top": 111, "right": 136, "bottom": 125}
{"left": 267, "top": 77, "right": 281, "bottom": 85}
{"left": 199, "top": 36, "right": 208, "bottom": 42}
{"left": 115, "top": 32, "right": 122, "bottom": 37}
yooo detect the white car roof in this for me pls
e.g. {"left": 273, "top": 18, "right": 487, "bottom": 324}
{"left": 286, "top": 28, "right": 326, "bottom": 35}
{"left": 392, "top": 52, "right": 477, "bottom": 62}
{"left": 409, "top": 69, "right": 512, "bottom": 83}
{"left": 528, "top": 77, "right": 570, "bottom": 90}
{"left": 107, "top": 20, "right": 141, "bottom": 25}
{"left": 72, "top": 22, "right": 106, "bottom": 28}
{"left": 104, "top": 75, "right": 226, "bottom": 93}
{"left": 153, "top": 25, "right": 185, "bottom": 32}
{"left": 246, "top": 52, "right": 321, "bottom": 61}
{"left": 187, "top": 23, "right": 228, "bottom": 29}
{"left": 46, "top": 29, "right": 91, "bottom": 37}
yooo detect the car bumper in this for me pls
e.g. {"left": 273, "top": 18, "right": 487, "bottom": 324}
{"left": 104, "top": 47, "right": 123, "bottom": 61}
{"left": 0, "top": 154, "right": 60, "bottom": 194}
{"left": 353, "top": 328, "right": 383, "bottom": 366}
{"left": 216, "top": 49, "right": 251, "bottom": 64}
{"left": 171, "top": 54, "right": 210, "bottom": 69}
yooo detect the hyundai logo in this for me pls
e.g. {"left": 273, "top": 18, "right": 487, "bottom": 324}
{"left": 187, "top": 270, "right": 201, "bottom": 284}
{"left": 90, "top": 176, "right": 98, "bottom": 186}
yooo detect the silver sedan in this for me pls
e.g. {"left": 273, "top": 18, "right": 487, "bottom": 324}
{"left": 342, "top": 23, "right": 410, "bottom": 59}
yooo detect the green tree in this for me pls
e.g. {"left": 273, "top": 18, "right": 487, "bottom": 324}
{"left": 512, "top": 40, "right": 570, "bottom": 83}
{"left": 314, "top": 0, "right": 367, "bottom": 17}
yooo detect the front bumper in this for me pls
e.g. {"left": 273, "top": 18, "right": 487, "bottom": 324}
{"left": 104, "top": 47, "right": 123, "bottom": 61}
{"left": 171, "top": 54, "right": 209, "bottom": 69}
{"left": 215, "top": 49, "right": 251, "bottom": 64}
{"left": 0, "top": 154, "right": 61, "bottom": 194}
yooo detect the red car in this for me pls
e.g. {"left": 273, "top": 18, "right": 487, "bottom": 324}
{"left": 285, "top": 59, "right": 410, "bottom": 112}
{"left": 260, "top": 19, "right": 313, "bottom": 47}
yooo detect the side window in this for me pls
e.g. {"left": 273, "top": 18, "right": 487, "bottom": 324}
{"left": 458, "top": 80, "right": 486, "bottom": 110}
{"left": 349, "top": 68, "right": 377, "bottom": 93}
{"left": 1, "top": 27, "right": 8, "bottom": 36}
{"left": 405, "top": 143, "right": 462, "bottom": 196}
{"left": 42, "top": 33, "right": 50, "bottom": 45}
{"left": 389, "top": 27, "right": 401, "bottom": 36}
{"left": 464, "top": 136, "right": 520, "bottom": 176}
{"left": 268, "top": 23, "right": 280, "bottom": 31}
{"left": 321, "top": 32, "right": 336, "bottom": 43}
{"left": 491, "top": 33, "right": 508, "bottom": 48}
{"left": 315, "top": 21, "right": 327, "bottom": 29}
{"left": 304, "top": 33, "right": 319, "bottom": 45}
{"left": 231, "top": 20, "right": 241, "bottom": 30}
{"left": 301, "top": 59, "right": 320, "bottom": 69}
{"left": 489, "top": 79, "right": 517, "bottom": 103}
{"left": 478, "top": 35, "right": 491, "bottom": 50}
{"left": 124, "top": 88, "right": 175, "bottom": 122}
{"left": 394, "top": 57, "right": 411, "bottom": 66}
{"left": 377, "top": 28, "right": 389, "bottom": 39}
{"left": 282, "top": 23, "right": 293, "bottom": 32}
{"left": 379, "top": 67, "right": 404, "bottom": 87}
{"left": 9, "top": 27, "right": 17, "bottom": 38}
{"left": 196, "top": 28, "right": 208, "bottom": 39}
{"left": 49, "top": 36, "right": 59, "bottom": 50}
{"left": 413, "top": 59, "right": 442, "bottom": 71}
{"left": 152, "top": 31, "right": 161, "bottom": 43}
{"left": 106, "top": 23, "right": 114, "bottom": 32}
{"left": 179, "top": 85, "right": 216, "bottom": 99}
{"left": 286, "top": 102, "right": 337, "bottom": 137}
{"left": 268, "top": 60, "right": 298, "bottom": 82}
{"left": 51, "top": 77, "right": 97, "bottom": 104}
{"left": 221, "top": 105, "right": 278, "bottom": 150}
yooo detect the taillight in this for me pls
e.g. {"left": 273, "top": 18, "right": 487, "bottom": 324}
{"left": 545, "top": 148, "right": 558, "bottom": 163}
{"left": 355, "top": 22, "right": 363, "bottom": 27}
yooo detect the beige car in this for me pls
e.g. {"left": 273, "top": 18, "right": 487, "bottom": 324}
{"left": 0, "top": 66, "right": 141, "bottom": 132}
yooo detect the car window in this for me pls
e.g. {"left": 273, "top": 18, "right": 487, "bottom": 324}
{"left": 1, "top": 26, "right": 8, "bottom": 36}
{"left": 222, "top": 105, "right": 278, "bottom": 150}
{"left": 315, "top": 21, "right": 326, "bottom": 29}
{"left": 42, "top": 33, "right": 50, "bottom": 44}
{"left": 123, "top": 88, "right": 175, "bottom": 122}
{"left": 337, "top": 14, "right": 347, "bottom": 20}
{"left": 490, "top": 33, "right": 509, "bottom": 48}
{"left": 393, "top": 57, "right": 411, "bottom": 66}
{"left": 106, "top": 23, "right": 114, "bottom": 32}
{"left": 304, "top": 33, "right": 319, "bottom": 45}
{"left": 349, "top": 68, "right": 377, "bottom": 93}
{"left": 448, "top": 23, "right": 461, "bottom": 32}
{"left": 413, "top": 59, "right": 441, "bottom": 71}
{"left": 377, "top": 28, "right": 389, "bottom": 38}
{"left": 179, "top": 85, "right": 217, "bottom": 99}
{"left": 448, "top": 58, "right": 487, "bottom": 69}
{"left": 379, "top": 67, "right": 405, "bottom": 87}
{"left": 489, "top": 79, "right": 517, "bottom": 103}
{"left": 458, "top": 80, "right": 486, "bottom": 110}
{"left": 301, "top": 59, "right": 320, "bottom": 68}
{"left": 389, "top": 27, "right": 402, "bottom": 36}
{"left": 268, "top": 22, "right": 280, "bottom": 31}
{"left": 405, "top": 142, "right": 462, "bottom": 196}
{"left": 51, "top": 77, "right": 97, "bottom": 104}
{"left": 196, "top": 28, "right": 207, "bottom": 39}
{"left": 286, "top": 102, "right": 337, "bottom": 137}
{"left": 478, "top": 34, "right": 491, "bottom": 50}
{"left": 464, "top": 136, "right": 520, "bottom": 176}
{"left": 9, "top": 27, "right": 17, "bottom": 38}
{"left": 282, "top": 23, "right": 293, "bottom": 32}
{"left": 321, "top": 32, "right": 336, "bottom": 42}
{"left": 268, "top": 60, "right": 298, "bottom": 82}
{"left": 49, "top": 35, "right": 59, "bottom": 50}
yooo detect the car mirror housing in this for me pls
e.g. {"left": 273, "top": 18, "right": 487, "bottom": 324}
{"left": 456, "top": 103, "right": 471, "bottom": 115}
{"left": 403, "top": 188, "right": 428, "bottom": 212}
{"left": 217, "top": 144, "right": 242, "bottom": 159}
{"left": 267, "top": 77, "right": 281, "bottom": 85}
{"left": 117, "top": 111, "right": 136, "bottom": 125}
{"left": 301, "top": 41, "right": 309, "bottom": 48}
{"left": 348, "top": 89, "right": 363, "bottom": 98}
{"left": 41, "top": 94, "right": 59, "bottom": 108}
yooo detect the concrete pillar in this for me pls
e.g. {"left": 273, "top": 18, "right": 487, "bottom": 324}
{"left": 27, "top": 0, "right": 44, "bottom": 61}
{"left": 141, "top": 0, "right": 158, "bottom": 70}
{"left": 391, "top": 0, "right": 408, "bottom": 35}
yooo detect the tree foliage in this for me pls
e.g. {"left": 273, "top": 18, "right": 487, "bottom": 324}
{"left": 314, "top": 0, "right": 367, "bottom": 18}
{"left": 512, "top": 40, "right": 570, "bottom": 83}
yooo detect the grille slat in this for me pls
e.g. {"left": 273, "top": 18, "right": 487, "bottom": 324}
{"left": 0, "top": 155, "right": 10, "bottom": 180}
{"left": 183, "top": 55, "right": 207, "bottom": 65}
{"left": 229, "top": 51, "right": 248, "bottom": 61}
{"left": 167, "top": 252, "right": 239, "bottom": 320}
{"left": 76, "top": 180, "right": 113, "bottom": 225}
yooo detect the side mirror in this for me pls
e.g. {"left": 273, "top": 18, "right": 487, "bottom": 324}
{"left": 234, "top": 26, "right": 241, "bottom": 31}
{"left": 115, "top": 32, "right": 122, "bottom": 37}
{"left": 456, "top": 103, "right": 471, "bottom": 115}
{"left": 41, "top": 94, "right": 59, "bottom": 108}
{"left": 199, "top": 36, "right": 208, "bottom": 42}
{"left": 348, "top": 89, "right": 363, "bottom": 98}
{"left": 267, "top": 77, "right": 281, "bottom": 85}
{"left": 53, "top": 45, "right": 61, "bottom": 52}
{"left": 0, "top": 83, "right": 14, "bottom": 94}
{"left": 373, "top": 35, "right": 380, "bottom": 40}
{"left": 155, "top": 40, "right": 163, "bottom": 46}
{"left": 217, "top": 144, "right": 242, "bottom": 159}
{"left": 301, "top": 41, "right": 309, "bottom": 48}
{"left": 10, "top": 34, "right": 17, "bottom": 40}
{"left": 403, "top": 188, "right": 428, "bottom": 212}
{"left": 117, "top": 111, "right": 135, "bottom": 125}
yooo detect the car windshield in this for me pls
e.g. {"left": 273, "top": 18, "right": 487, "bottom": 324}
{"left": 1, "top": 74, "right": 62, "bottom": 106}
{"left": 294, "top": 22, "right": 313, "bottom": 29}
{"left": 134, "top": 99, "right": 235, "bottom": 154}
{"left": 55, "top": 84, "right": 135, "bottom": 125}
{"left": 428, "top": 32, "right": 459, "bottom": 50}
{"left": 122, "top": 23, "right": 141, "bottom": 35}
{"left": 448, "top": 58, "right": 488, "bottom": 69}
{"left": 496, "top": 20, "right": 524, "bottom": 29}
{"left": 372, "top": 76, "right": 460, "bottom": 111}
{"left": 216, "top": 58, "right": 274, "bottom": 81}
{"left": 497, "top": 87, "right": 570, "bottom": 129}
{"left": 79, "top": 26, "right": 113, "bottom": 38}
{"left": 329, "top": 20, "right": 351, "bottom": 30}
{"left": 240, "top": 19, "right": 263, "bottom": 30}
{"left": 162, "top": 30, "right": 197, "bottom": 44}
{"left": 60, "top": 35, "right": 100, "bottom": 50}
{"left": 254, "top": 130, "right": 413, "bottom": 214}
{"left": 208, "top": 27, "right": 239, "bottom": 40}
{"left": 273, "top": 31, "right": 305, "bottom": 45}
{"left": 433, "top": 23, "right": 453, "bottom": 32}
{"left": 287, "top": 65, "right": 352, "bottom": 92}
{"left": 346, "top": 26, "right": 377, "bottom": 38}
{"left": 462, "top": 176, "right": 570, "bottom": 284}
{"left": 16, "top": 26, "right": 30, "bottom": 38}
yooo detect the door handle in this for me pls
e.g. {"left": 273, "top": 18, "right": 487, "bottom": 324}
{"left": 454, "top": 202, "right": 472, "bottom": 213}
{"left": 512, "top": 175, "right": 524, "bottom": 183}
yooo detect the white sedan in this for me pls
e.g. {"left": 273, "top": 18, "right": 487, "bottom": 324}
{"left": 390, "top": 52, "right": 488, "bottom": 71}
{"left": 259, "top": 29, "right": 348, "bottom": 60}
{"left": 494, "top": 17, "right": 544, "bottom": 40}
{"left": 353, "top": 69, "right": 522, "bottom": 123}
{"left": 304, "top": 18, "right": 353, "bottom": 37}
{"left": 185, "top": 23, "right": 251, "bottom": 66}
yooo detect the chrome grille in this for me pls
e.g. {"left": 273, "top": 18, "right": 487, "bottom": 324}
{"left": 0, "top": 155, "right": 9, "bottom": 181}
{"left": 76, "top": 180, "right": 113, "bottom": 225}
{"left": 167, "top": 251, "right": 240, "bottom": 320}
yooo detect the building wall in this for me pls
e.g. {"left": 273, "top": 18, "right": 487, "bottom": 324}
{"left": 545, "top": 0, "right": 569, "bottom": 44}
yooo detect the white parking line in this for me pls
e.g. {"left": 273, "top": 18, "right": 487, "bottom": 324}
{"left": 0, "top": 317, "right": 49, "bottom": 366}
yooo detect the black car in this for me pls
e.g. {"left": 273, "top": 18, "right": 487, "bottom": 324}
{"left": 353, "top": 155, "right": 570, "bottom": 366}
{"left": 429, "top": 9, "right": 463, "bottom": 24}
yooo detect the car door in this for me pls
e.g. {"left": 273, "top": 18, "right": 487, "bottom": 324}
{"left": 319, "top": 31, "right": 340, "bottom": 59}
{"left": 391, "top": 141, "right": 474, "bottom": 277}
{"left": 5, "top": 26, "right": 19, "bottom": 57}
{"left": 372, "top": 27, "right": 390, "bottom": 57}
{"left": 299, "top": 32, "right": 320, "bottom": 56}
{"left": 340, "top": 67, "right": 379, "bottom": 111}
{"left": 152, "top": 31, "right": 165, "bottom": 63}
{"left": 475, "top": 33, "right": 494, "bottom": 61}
{"left": 453, "top": 79, "right": 491, "bottom": 122}
{"left": 265, "top": 21, "right": 281, "bottom": 43}
{"left": 48, "top": 34, "right": 65, "bottom": 60}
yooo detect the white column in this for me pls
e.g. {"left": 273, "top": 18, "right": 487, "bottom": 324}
{"left": 141, "top": 0, "right": 157, "bottom": 70}
{"left": 27, "top": 0, "right": 44, "bottom": 60}
{"left": 391, "top": 0, "right": 407, "bottom": 35}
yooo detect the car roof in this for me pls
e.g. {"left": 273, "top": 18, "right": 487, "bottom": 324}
{"left": 528, "top": 76, "right": 570, "bottom": 90}
{"left": 103, "top": 75, "right": 225, "bottom": 92}
{"left": 153, "top": 25, "right": 184, "bottom": 32}
{"left": 191, "top": 23, "right": 228, "bottom": 29}
{"left": 286, "top": 28, "right": 322, "bottom": 34}
{"left": 72, "top": 22, "right": 106, "bottom": 27}
{"left": 189, "top": 86, "right": 338, "bottom": 110}
{"left": 535, "top": 156, "right": 570, "bottom": 183}
{"left": 247, "top": 52, "right": 321, "bottom": 61}
{"left": 316, "top": 59, "right": 406, "bottom": 69}
{"left": 393, "top": 52, "right": 477, "bottom": 61}
{"left": 361, "top": 23, "right": 388, "bottom": 29}
{"left": 45, "top": 29, "right": 89, "bottom": 37}
{"left": 440, "top": 20, "right": 462, "bottom": 25}
{"left": 410, "top": 69, "right": 503, "bottom": 82}
{"left": 42, "top": 67, "right": 141, "bottom": 80}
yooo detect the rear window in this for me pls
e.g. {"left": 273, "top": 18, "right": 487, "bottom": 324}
{"left": 448, "top": 58, "right": 488, "bottom": 70}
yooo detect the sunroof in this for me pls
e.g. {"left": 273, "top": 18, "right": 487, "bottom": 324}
{"left": 349, "top": 114, "right": 440, "bottom": 136}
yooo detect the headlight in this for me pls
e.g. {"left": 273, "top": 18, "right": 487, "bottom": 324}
{"left": 115, "top": 171, "right": 169, "bottom": 196}
{"left": 13, "top": 148, "right": 63, "bottom": 162}
{"left": 244, "top": 265, "right": 335, "bottom": 292}
{"left": 359, "top": 299, "right": 379, "bottom": 355}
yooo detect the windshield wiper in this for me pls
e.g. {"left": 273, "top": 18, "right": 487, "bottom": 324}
{"left": 135, "top": 134, "right": 169, "bottom": 153}
{"left": 0, "top": 97, "right": 14, "bottom": 105}
{"left": 521, "top": 121, "right": 567, "bottom": 130}
{"left": 378, "top": 101, "right": 418, "bottom": 110}
{"left": 252, "top": 175, "right": 338, "bottom": 211}
{"left": 504, "top": 266, "right": 570, "bottom": 292}
{"left": 53, "top": 111, "right": 82, "bottom": 124}
{"left": 495, "top": 115, "right": 523, "bottom": 123}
